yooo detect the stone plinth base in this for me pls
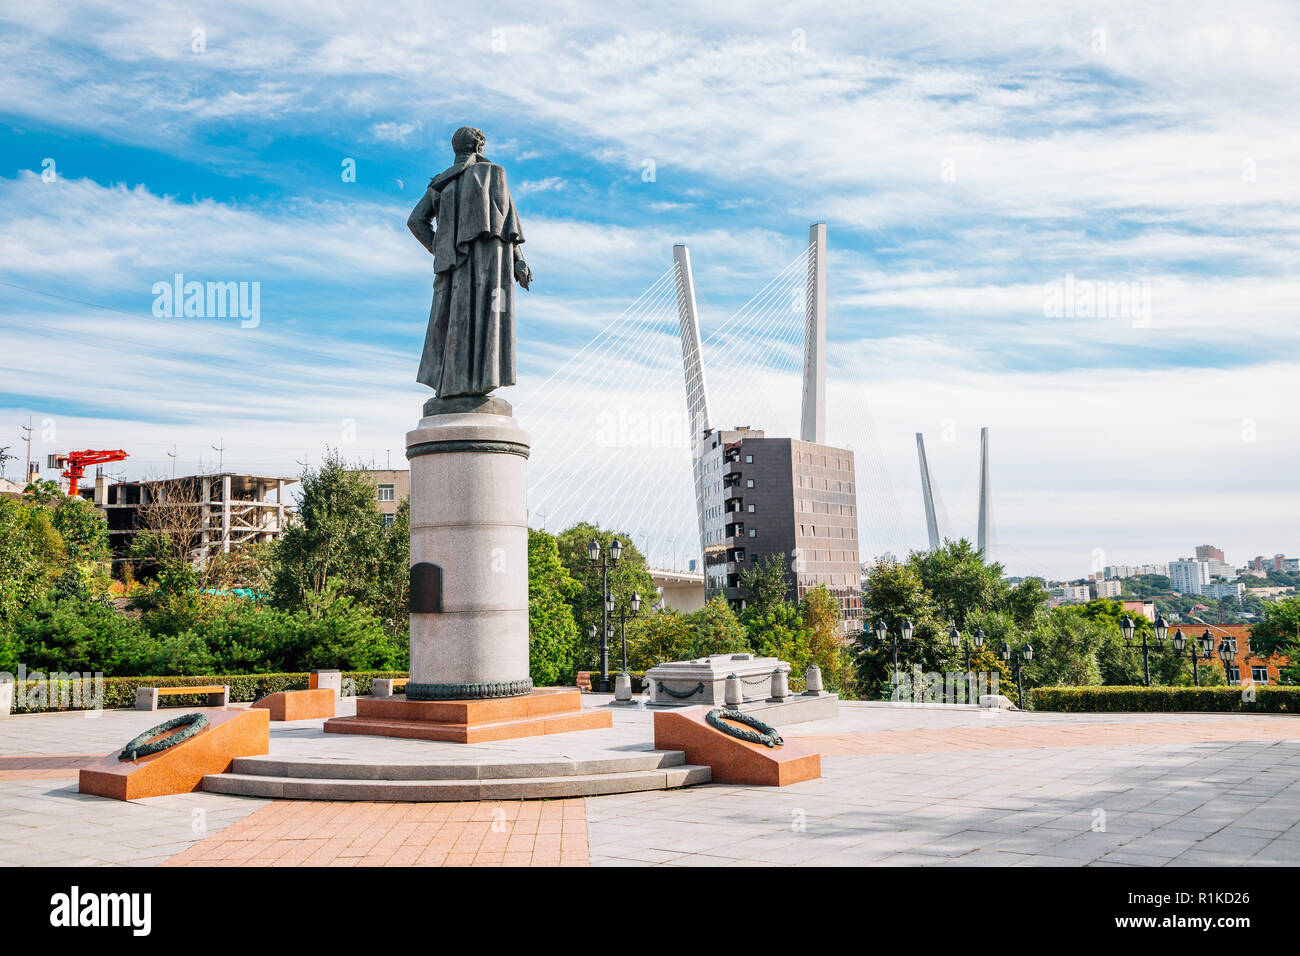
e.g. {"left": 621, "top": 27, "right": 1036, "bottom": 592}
{"left": 653, "top": 706, "right": 820, "bottom": 786}
{"left": 322, "top": 689, "right": 611, "bottom": 744}
{"left": 79, "top": 708, "right": 269, "bottom": 801}
{"left": 252, "top": 688, "right": 336, "bottom": 721}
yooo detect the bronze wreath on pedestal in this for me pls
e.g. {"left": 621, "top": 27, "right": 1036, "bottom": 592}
{"left": 705, "top": 708, "right": 784, "bottom": 748}
{"left": 118, "top": 713, "right": 209, "bottom": 762}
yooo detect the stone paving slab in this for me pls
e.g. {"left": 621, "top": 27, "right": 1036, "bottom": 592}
{"left": 161, "top": 797, "right": 589, "bottom": 867}
{"left": 5, "top": 700, "right": 1300, "bottom": 866}
{"left": 586, "top": 739, "right": 1300, "bottom": 867}
{"left": 0, "top": 779, "right": 270, "bottom": 866}
{"left": 795, "top": 719, "right": 1300, "bottom": 755}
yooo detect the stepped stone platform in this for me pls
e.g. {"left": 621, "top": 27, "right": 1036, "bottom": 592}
{"left": 202, "top": 750, "right": 710, "bottom": 801}
{"left": 322, "top": 688, "right": 612, "bottom": 744}
{"left": 178, "top": 696, "right": 712, "bottom": 802}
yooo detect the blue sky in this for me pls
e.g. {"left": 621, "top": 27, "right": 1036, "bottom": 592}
{"left": 2, "top": 1, "right": 1298, "bottom": 578}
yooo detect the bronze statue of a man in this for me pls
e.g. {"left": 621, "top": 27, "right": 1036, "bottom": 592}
{"left": 408, "top": 126, "right": 532, "bottom": 398}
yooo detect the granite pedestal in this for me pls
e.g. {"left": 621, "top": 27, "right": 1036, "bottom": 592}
{"left": 320, "top": 397, "right": 612, "bottom": 743}
{"left": 405, "top": 398, "right": 532, "bottom": 700}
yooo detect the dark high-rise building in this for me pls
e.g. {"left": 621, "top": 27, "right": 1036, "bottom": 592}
{"left": 697, "top": 426, "right": 862, "bottom": 632}
{"left": 676, "top": 224, "right": 863, "bottom": 633}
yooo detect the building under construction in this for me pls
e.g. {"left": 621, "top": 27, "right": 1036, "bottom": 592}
{"left": 102, "top": 473, "right": 296, "bottom": 563}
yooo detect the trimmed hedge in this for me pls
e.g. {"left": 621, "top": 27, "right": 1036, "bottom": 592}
{"left": 1030, "top": 685, "right": 1300, "bottom": 714}
{"left": 6, "top": 670, "right": 408, "bottom": 714}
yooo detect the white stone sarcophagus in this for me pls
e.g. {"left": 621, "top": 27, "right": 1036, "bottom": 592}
{"left": 645, "top": 654, "right": 791, "bottom": 707}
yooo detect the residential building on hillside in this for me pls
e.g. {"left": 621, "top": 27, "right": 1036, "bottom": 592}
{"left": 1168, "top": 558, "right": 1211, "bottom": 595}
{"left": 1203, "top": 580, "right": 1245, "bottom": 601}
{"left": 1121, "top": 599, "right": 1156, "bottom": 622}
{"left": 349, "top": 469, "right": 410, "bottom": 527}
{"left": 1051, "top": 584, "right": 1091, "bottom": 603}
{"left": 1096, "top": 579, "right": 1122, "bottom": 598}
{"left": 1195, "top": 544, "right": 1225, "bottom": 563}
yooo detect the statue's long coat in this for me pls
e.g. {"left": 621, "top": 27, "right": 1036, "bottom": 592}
{"left": 408, "top": 157, "right": 525, "bottom": 397}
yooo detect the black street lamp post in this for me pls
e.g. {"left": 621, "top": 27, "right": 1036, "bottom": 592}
{"left": 1170, "top": 627, "right": 1216, "bottom": 687}
{"left": 1216, "top": 637, "right": 1236, "bottom": 674}
{"left": 948, "top": 623, "right": 986, "bottom": 675}
{"left": 1121, "top": 613, "right": 1170, "bottom": 687}
{"left": 617, "top": 591, "right": 642, "bottom": 675}
{"left": 1001, "top": 641, "right": 1034, "bottom": 708}
{"left": 587, "top": 537, "right": 622, "bottom": 693}
{"left": 873, "top": 617, "right": 913, "bottom": 686}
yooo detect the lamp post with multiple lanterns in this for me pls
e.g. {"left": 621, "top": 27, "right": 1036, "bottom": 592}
{"left": 1169, "top": 627, "right": 1216, "bottom": 687}
{"left": 947, "top": 623, "right": 986, "bottom": 675}
{"left": 1121, "top": 613, "right": 1170, "bottom": 687}
{"left": 586, "top": 536, "right": 622, "bottom": 694}
{"left": 1217, "top": 638, "right": 1237, "bottom": 678}
{"left": 616, "top": 590, "right": 641, "bottom": 677}
{"left": 873, "top": 618, "right": 913, "bottom": 684}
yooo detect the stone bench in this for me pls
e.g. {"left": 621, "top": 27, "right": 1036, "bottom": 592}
{"left": 135, "top": 685, "right": 229, "bottom": 711}
{"left": 371, "top": 678, "right": 409, "bottom": 698}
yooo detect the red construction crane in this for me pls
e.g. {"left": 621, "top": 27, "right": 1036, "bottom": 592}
{"left": 51, "top": 449, "right": 129, "bottom": 497}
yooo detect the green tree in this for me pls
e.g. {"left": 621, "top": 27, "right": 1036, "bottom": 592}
{"left": 2, "top": 594, "right": 152, "bottom": 675}
{"left": 527, "top": 529, "right": 581, "bottom": 686}
{"left": 271, "top": 450, "right": 386, "bottom": 611}
{"left": 738, "top": 552, "right": 790, "bottom": 618}
{"left": 907, "top": 538, "right": 1009, "bottom": 628}
{"left": 554, "top": 522, "right": 656, "bottom": 667}
{"left": 22, "top": 478, "right": 60, "bottom": 505}
{"left": 49, "top": 496, "right": 112, "bottom": 600}
{"left": 688, "top": 595, "right": 750, "bottom": 657}
{"left": 801, "top": 585, "right": 855, "bottom": 695}
{"left": 960, "top": 608, "right": 1021, "bottom": 701}
{"left": 855, "top": 558, "right": 956, "bottom": 698}
{"left": 626, "top": 610, "right": 695, "bottom": 671}
{"left": 0, "top": 495, "right": 66, "bottom": 623}
{"left": 1245, "top": 596, "right": 1300, "bottom": 658}
{"left": 747, "top": 601, "right": 810, "bottom": 666}
{"left": 373, "top": 498, "right": 411, "bottom": 641}
{"left": 1121, "top": 574, "right": 1174, "bottom": 599}
{"left": 1005, "top": 577, "right": 1051, "bottom": 628}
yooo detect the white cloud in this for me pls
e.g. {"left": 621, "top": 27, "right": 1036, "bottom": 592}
{"left": 515, "top": 176, "right": 565, "bottom": 196}
{"left": 371, "top": 120, "right": 422, "bottom": 142}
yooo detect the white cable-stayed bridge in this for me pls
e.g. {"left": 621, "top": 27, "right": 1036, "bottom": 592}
{"left": 515, "top": 224, "right": 942, "bottom": 573}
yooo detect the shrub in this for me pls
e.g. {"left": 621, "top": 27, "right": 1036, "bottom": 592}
{"left": 3, "top": 591, "right": 406, "bottom": 677}
{"left": 3, "top": 595, "right": 155, "bottom": 675}
{"left": 1030, "top": 685, "right": 1300, "bottom": 714}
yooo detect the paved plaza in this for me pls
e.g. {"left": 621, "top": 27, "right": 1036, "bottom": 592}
{"left": 3, "top": 699, "right": 1300, "bottom": 867}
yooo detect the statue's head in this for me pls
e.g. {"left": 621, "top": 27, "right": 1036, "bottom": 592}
{"left": 452, "top": 126, "right": 486, "bottom": 160}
